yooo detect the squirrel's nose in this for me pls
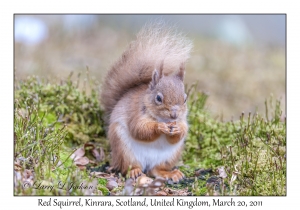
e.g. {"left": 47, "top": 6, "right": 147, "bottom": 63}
{"left": 170, "top": 111, "right": 178, "bottom": 119}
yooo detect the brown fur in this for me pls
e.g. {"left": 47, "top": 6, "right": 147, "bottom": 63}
{"left": 108, "top": 122, "right": 142, "bottom": 175}
{"left": 102, "top": 23, "right": 192, "bottom": 181}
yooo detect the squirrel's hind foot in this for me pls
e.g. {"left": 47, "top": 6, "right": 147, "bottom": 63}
{"left": 150, "top": 168, "right": 185, "bottom": 183}
{"left": 129, "top": 167, "right": 143, "bottom": 179}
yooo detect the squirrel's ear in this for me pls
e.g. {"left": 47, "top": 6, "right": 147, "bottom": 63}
{"left": 150, "top": 61, "right": 164, "bottom": 90}
{"left": 150, "top": 70, "right": 160, "bottom": 90}
{"left": 177, "top": 62, "right": 185, "bottom": 81}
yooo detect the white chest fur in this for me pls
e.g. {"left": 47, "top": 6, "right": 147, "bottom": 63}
{"left": 115, "top": 124, "right": 184, "bottom": 172}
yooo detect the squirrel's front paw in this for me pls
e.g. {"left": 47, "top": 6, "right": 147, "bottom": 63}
{"left": 158, "top": 122, "right": 181, "bottom": 136}
{"left": 158, "top": 122, "right": 171, "bottom": 134}
{"left": 168, "top": 124, "right": 181, "bottom": 136}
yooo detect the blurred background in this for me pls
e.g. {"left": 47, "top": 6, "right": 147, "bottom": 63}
{"left": 14, "top": 14, "right": 286, "bottom": 121}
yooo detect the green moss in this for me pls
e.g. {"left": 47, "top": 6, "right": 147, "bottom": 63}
{"left": 98, "top": 185, "right": 109, "bottom": 195}
{"left": 184, "top": 85, "right": 286, "bottom": 195}
{"left": 98, "top": 178, "right": 108, "bottom": 186}
{"left": 14, "top": 74, "right": 105, "bottom": 195}
{"left": 15, "top": 74, "right": 105, "bottom": 145}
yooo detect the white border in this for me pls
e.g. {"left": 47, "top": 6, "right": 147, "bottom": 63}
{"left": 2, "top": 1, "right": 298, "bottom": 209}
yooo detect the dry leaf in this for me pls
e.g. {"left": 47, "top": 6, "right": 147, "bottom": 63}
{"left": 123, "top": 178, "right": 134, "bottom": 195}
{"left": 218, "top": 166, "right": 227, "bottom": 179}
{"left": 106, "top": 180, "right": 118, "bottom": 191}
{"left": 99, "top": 147, "right": 105, "bottom": 162}
{"left": 137, "top": 175, "right": 153, "bottom": 187}
{"left": 156, "top": 191, "right": 167, "bottom": 196}
{"left": 150, "top": 178, "right": 165, "bottom": 188}
{"left": 71, "top": 147, "right": 85, "bottom": 161}
{"left": 74, "top": 156, "right": 89, "bottom": 166}
{"left": 92, "top": 148, "right": 101, "bottom": 162}
{"left": 230, "top": 165, "right": 240, "bottom": 185}
{"left": 90, "top": 171, "right": 111, "bottom": 178}
{"left": 14, "top": 162, "right": 22, "bottom": 171}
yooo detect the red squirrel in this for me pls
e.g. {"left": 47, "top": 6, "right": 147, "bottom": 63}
{"left": 101, "top": 23, "right": 192, "bottom": 182}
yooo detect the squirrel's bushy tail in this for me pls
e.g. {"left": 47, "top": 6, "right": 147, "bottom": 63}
{"left": 101, "top": 22, "right": 193, "bottom": 122}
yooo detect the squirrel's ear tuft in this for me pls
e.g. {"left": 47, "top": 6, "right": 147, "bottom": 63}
{"left": 150, "top": 70, "right": 160, "bottom": 90}
{"left": 177, "top": 62, "right": 185, "bottom": 81}
{"left": 150, "top": 61, "right": 164, "bottom": 90}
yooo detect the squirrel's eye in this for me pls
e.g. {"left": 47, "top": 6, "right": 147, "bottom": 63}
{"left": 155, "top": 93, "right": 163, "bottom": 105}
{"left": 156, "top": 95, "right": 162, "bottom": 103}
{"left": 184, "top": 93, "right": 187, "bottom": 104}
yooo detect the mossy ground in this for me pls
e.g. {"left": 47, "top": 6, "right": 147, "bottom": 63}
{"left": 14, "top": 74, "right": 286, "bottom": 196}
